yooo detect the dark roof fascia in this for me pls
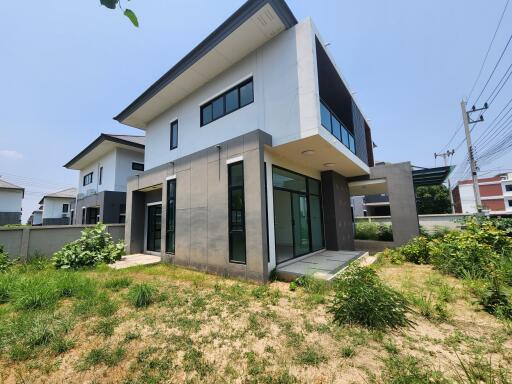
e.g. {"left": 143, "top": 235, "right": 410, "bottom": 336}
{"left": 113, "top": 0, "right": 297, "bottom": 124}
{"left": 64, "top": 134, "right": 145, "bottom": 169}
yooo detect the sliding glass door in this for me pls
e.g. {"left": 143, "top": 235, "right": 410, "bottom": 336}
{"left": 272, "top": 166, "right": 325, "bottom": 264}
{"left": 147, "top": 204, "right": 162, "bottom": 252}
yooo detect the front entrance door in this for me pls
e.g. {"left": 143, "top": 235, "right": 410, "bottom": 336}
{"left": 274, "top": 190, "right": 310, "bottom": 264}
{"left": 147, "top": 204, "right": 162, "bottom": 252}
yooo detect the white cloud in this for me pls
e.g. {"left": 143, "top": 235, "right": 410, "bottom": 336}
{"left": 0, "top": 149, "right": 23, "bottom": 160}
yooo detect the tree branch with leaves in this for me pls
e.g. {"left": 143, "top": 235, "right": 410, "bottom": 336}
{"left": 100, "top": 0, "right": 139, "bottom": 27}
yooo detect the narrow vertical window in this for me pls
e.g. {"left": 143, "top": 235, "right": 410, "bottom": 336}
{"left": 166, "top": 179, "right": 176, "bottom": 253}
{"left": 170, "top": 120, "right": 178, "bottom": 150}
{"left": 99, "top": 166, "right": 103, "bottom": 185}
{"left": 228, "top": 161, "right": 246, "bottom": 263}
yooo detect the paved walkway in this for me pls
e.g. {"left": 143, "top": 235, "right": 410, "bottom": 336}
{"left": 276, "top": 250, "right": 369, "bottom": 281}
{"left": 109, "top": 254, "right": 161, "bottom": 270}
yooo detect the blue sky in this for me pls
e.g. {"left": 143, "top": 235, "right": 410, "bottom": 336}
{"left": 1, "top": 0, "right": 511, "bottom": 222}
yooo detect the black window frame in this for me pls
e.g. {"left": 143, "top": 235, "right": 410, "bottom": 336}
{"left": 62, "top": 203, "right": 69, "bottom": 213}
{"left": 132, "top": 162, "right": 144, "bottom": 171}
{"left": 170, "top": 120, "right": 178, "bottom": 150}
{"left": 99, "top": 166, "right": 103, "bottom": 185}
{"left": 200, "top": 77, "right": 254, "bottom": 127}
{"left": 506, "top": 184, "right": 512, "bottom": 192}
{"left": 319, "top": 99, "right": 356, "bottom": 154}
{"left": 166, "top": 179, "right": 177, "bottom": 254}
{"left": 83, "top": 172, "right": 93, "bottom": 186}
{"left": 228, "top": 161, "right": 246, "bottom": 264}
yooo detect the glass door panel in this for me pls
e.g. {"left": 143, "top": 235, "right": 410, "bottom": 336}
{"left": 292, "top": 193, "right": 310, "bottom": 256}
{"left": 147, "top": 205, "right": 162, "bottom": 252}
{"left": 273, "top": 190, "right": 294, "bottom": 264}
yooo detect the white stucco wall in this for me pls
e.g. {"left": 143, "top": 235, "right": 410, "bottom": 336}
{"left": 143, "top": 19, "right": 320, "bottom": 171}
{"left": 0, "top": 189, "right": 23, "bottom": 212}
{"left": 115, "top": 148, "right": 145, "bottom": 192}
{"left": 32, "top": 211, "right": 43, "bottom": 225}
{"left": 459, "top": 184, "right": 477, "bottom": 213}
{"left": 77, "top": 148, "right": 144, "bottom": 195}
{"left": 42, "top": 197, "right": 75, "bottom": 219}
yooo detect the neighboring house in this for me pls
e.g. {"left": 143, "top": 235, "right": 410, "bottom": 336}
{"left": 64, "top": 134, "right": 145, "bottom": 225}
{"left": 351, "top": 194, "right": 390, "bottom": 217}
{"left": 453, "top": 173, "right": 512, "bottom": 214}
{"left": 0, "top": 178, "right": 24, "bottom": 226}
{"left": 39, "top": 188, "right": 77, "bottom": 225}
{"left": 27, "top": 207, "right": 43, "bottom": 226}
{"left": 114, "top": 0, "right": 419, "bottom": 282}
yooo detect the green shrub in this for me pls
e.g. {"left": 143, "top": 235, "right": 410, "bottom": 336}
{"left": 328, "top": 265, "right": 413, "bottom": 329}
{"left": 0, "top": 244, "right": 15, "bottom": 273}
{"left": 429, "top": 232, "right": 499, "bottom": 280}
{"left": 128, "top": 283, "right": 157, "bottom": 308}
{"left": 378, "top": 224, "right": 394, "bottom": 241}
{"left": 52, "top": 223, "right": 125, "bottom": 269}
{"left": 399, "top": 236, "right": 431, "bottom": 264}
{"left": 382, "top": 248, "right": 406, "bottom": 265}
{"left": 355, "top": 222, "right": 380, "bottom": 240}
{"left": 478, "top": 275, "right": 512, "bottom": 319}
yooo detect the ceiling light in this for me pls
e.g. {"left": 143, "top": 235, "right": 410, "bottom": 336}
{"left": 301, "top": 150, "right": 315, "bottom": 156}
{"left": 324, "top": 163, "right": 336, "bottom": 167}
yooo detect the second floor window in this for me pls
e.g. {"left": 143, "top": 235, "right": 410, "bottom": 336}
{"left": 132, "top": 162, "right": 144, "bottom": 171}
{"left": 99, "top": 166, "right": 103, "bottom": 185}
{"left": 62, "top": 204, "right": 69, "bottom": 213}
{"left": 201, "top": 78, "right": 254, "bottom": 126}
{"left": 170, "top": 120, "right": 178, "bottom": 150}
{"left": 83, "top": 172, "right": 93, "bottom": 186}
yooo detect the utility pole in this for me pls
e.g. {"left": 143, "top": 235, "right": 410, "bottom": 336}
{"left": 434, "top": 149, "right": 455, "bottom": 213}
{"left": 460, "top": 100, "right": 488, "bottom": 213}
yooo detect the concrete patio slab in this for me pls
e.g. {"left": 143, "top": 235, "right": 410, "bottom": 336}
{"left": 109, "top": 253, "right": 161, "bottom": 270}
{"left": 276, "top": 249, "right": 369, "bottom": 281}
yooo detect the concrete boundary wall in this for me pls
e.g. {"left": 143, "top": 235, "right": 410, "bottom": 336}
{"left": 0, "top": 224, "right": 124, "bottom": 260}
{"left": 355, "top": 213, "right": 473, "bottom": 232}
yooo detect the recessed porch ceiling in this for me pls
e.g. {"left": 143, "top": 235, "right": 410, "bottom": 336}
{"left": 268, "top": 135, "right": 370, "bottom": 178}
{"left": 348, "top": 178, "right": 388, "bottom": 196}
{"left": 115, "top": 0, "right": 297, "bottom": 129}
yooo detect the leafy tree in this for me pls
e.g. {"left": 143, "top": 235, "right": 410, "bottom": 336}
{"left": 415, "top": 185, "right": 452, "bottom": 214}
{"left": 100, "top": 0, "right": 138, "bottom": 27}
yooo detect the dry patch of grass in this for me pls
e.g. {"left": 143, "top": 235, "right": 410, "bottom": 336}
{"left": 0, "top": 260, "right": 510, "bottom": 383}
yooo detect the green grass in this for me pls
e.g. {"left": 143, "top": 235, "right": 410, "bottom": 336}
{"left": 79, "top": 345, "right": 126, "bottom": 370}
{"left": 104, "top": 276, "right": 132, "bottom": 291}
{"left": 128, "top": 283, "right": 157, "bottom": 308}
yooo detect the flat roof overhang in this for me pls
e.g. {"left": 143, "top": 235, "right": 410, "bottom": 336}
{"left": 64, "top": 134, "right": 145, "bottom": 170}
{"left": 412, "top": 165, "right": 454, "bottom": 187}
{"left": 348, "top": 178, "right": 387, "bottom": 196}
{"left": 268, "top": 134, "right": 370, "bottom": 178}
{"left": 114, "top": 0, "right": 297, "bottom": 129}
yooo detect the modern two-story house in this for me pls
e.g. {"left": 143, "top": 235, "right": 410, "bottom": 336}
{"left": 0, "top": 178, "right": 24, "bottom": 226}
{"left": 115, "top": 0, "right": 419, "bottom": 282}
{"left": 39, "top": 187, "right": 77, "bottom": 225}
{"left": 64, "top": 133, "right": 145, "bottom": 224}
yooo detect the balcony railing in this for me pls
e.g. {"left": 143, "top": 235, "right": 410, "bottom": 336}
{"left": 320, "top": 100, "right": 356, "bottom": 154}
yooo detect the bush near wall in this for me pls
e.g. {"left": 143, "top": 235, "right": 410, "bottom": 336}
{"left": 355, "top": 222, "right": 393, "bottom": 242}
{"left": 52, "top": 223, "right": 125, "bottom": 269}
{"left": 384, "top": 217, "right": 512, "bottom": 319}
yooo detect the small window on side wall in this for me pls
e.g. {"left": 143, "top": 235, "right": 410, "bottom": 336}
{"left": 99, "top": 166, "right": 103, "bottom": 185}
{"left": 62, "top": 204, "right": 69, "bottom": 213}
{"left": 132, "top": 162, "right": 144, "bottom": 171}
{"left": 170, "top": 120, "right": 178, "bottom": 150}
{"left": 83, "top": 172, "right": 93, "bottom": 186}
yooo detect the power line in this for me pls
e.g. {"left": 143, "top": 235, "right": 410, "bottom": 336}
{"left": 473, "top": 30, "right": 512, "bottom": 105}
{"left": 467, "top": 0, "right": 510, "bottom": 102}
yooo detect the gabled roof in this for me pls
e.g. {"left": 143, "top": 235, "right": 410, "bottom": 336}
{"left": 64, "top": 133, "right": 145, "bottom": 170}
{"left": 114, "top": 0, "right": 297, "bottom": 128}
{"left": 0, "top": 179, "right": 24, "bottom": 191}
{"left": 39, "top": 187, "right": 77, "bottom": 205}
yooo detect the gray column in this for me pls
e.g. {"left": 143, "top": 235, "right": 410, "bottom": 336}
{"left": 370, "top": 162, "right": 419, "bottom": 246}
{"left": 125, "top": 188, "right": 145, "bottom": 254}
{"left": 321, "top": 170, "right": 354, "bottom": 251}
